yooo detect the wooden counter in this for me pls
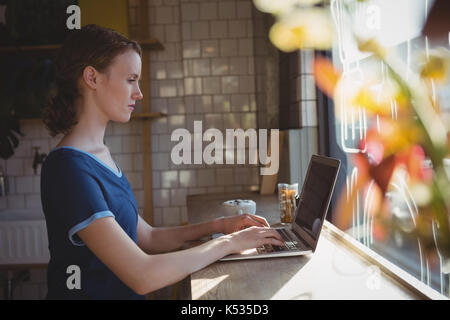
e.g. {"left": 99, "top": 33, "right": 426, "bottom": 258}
{"left": 186, "top": 192, "right": 447, "bottom": 300}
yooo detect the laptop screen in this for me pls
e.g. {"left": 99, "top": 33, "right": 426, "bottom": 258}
{"left": 294, "top": 157, "right": 339, "bottom": 240}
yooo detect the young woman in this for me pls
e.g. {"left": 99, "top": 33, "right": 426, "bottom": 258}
{"left": 40, "top": 24, "right": 284, "bottom": 300}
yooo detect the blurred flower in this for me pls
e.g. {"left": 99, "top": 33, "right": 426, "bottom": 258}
{"left": 314, "top": 56, "right": 341, "bottom": 97}
{"left": 419, "top": 49, "right": 450, "bottom": 84}
{"left": 253, "top": 0, "right": 324, "bottom": 15}
{"left": 357, "top": 37, "right": 387, "bottom": 59}
{"left": 269, "top": 8, "right": 334, "bottom": 51}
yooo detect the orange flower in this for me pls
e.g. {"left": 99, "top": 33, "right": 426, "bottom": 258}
{"left": 313, "top": 56, "right": 341, "bottom": 98}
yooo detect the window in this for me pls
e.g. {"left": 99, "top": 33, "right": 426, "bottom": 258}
{"left": 323, "top": 0, "right": 450, "bottom": 296}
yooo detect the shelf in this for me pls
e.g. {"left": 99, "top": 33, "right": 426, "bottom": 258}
{"left": 0, "top": 38, "right": 164, "bottom": 55}
{"left": 130, "top": 112, "right": 166, "bottom": 120}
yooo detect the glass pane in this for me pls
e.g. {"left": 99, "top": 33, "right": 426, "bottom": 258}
{"left": 328, "top": 0, "right": 450, "bottom": 296}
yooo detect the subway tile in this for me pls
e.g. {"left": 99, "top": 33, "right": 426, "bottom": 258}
{"left": 187, "top": 187, "right": 207, "bottom": 196}
{"left": 163, "top": 207, "right": 181, "bottom": 226}
{"left": 301, "top": 49, "right": 314, "bottom": 74}
{"left": 151, "top": 24, "right": 166, "bottom": 44}
{"left": 202, "top": 76, "right": 221, "bottom": 95}
{"left": 183, "top": 59, "right": 193, "bottom": 77}
{"left": 134, "top": 189, "right": 144, "bottom": 209}
{"left": 216, "top": 168, "right": 234, "bottom": 186}
{"left": 229, "top": 57, "right": 248, "bottom": 75}
{"left": 183, "top": 41, "right": 201, "bottom": 59}
{"left": 180, "top": 206, "right": 188, "bottom": 224}
{"left": 204, "top": 113, "right": 224, "bottom": 130}
{"left": 213, "top": 95, "right": 231, "bottom": 113}
{"left": 152, "top": 135, "right": 159, "bottom": 152}
{"left": 207, "top": 186, "right": 225, "bottom": 194}
{"left": 179, "top": 169, "right": 197, "bottom": 187}
{"left": 247, "top": 20, "right": 253, "bottom": 38}
{"left": 192, "top": 59, "right": 211, "bottom": 76}
{"left": 223, "top": 113, "right": 241, "bottom": 129}
{"left": 153, "top": 189, "right": 170, "bottom": 207}
{"left": 237, "top": 2, "right": 252, "bottom": 19}
{"left": 238, "top": 75, "right": 255, "bottom": 93}
{"left": 122, "top": 136, "right": 139, "bottom": 153}
{"left": 7, "top": 194, "right": 25, "bottom": 209}
{"left": 301, "top": 100, "right": 318, "bottom": 127}
{"left": 115, "top": 154, "right": 134, "bottom": 171}
{"left": 301, "top": 75, "right": 317, "bottom": 100}
{"left": 126, "top": 172, "right": 143, "bottom": 189}
{"left": 133, "top": 153, "right": 143, "bottom": 171}
{"left": 151, "top": 98, "right": 168, "bottom": 114}
{"left": 159, "top": 79, "right": 178, "bottom": 97}
{"left": 158, "top": 134, "right": 172, "bottom": 152}
{"left": 197, "top": 169, "right": 216, "bottom": 187}
{"left": 105, "top": 136, "right": 122, "bottom": 154}
{"left": 166, "top": 61, "right": 183, "bottom": 79}
{"left": 181, "top": 3, "right": 199, "bottom": 21}
{"left": 234, "top": 167, "right": 252, "bottom": 185}
{"left": 155, "top": 6, "right": 174, "bottom": 24}
{"left": 210, "top": 20, "right": 228, "bottom": 39}
{"left": 33, "top": 176, "right": 40, "bottom": 193}
{"left": 181, "top": 22, "right": 191, "bottom": 40}
{"left": 13, "top": 139, "right": 32, "bottom": 157}
{"left": 219, "top": 39, "right": 238, "bottom": 57}
{"left": 152, "top": 153, "right": 170, "bottom": 170}
{"left": 201, "top": 40, "right": 219, "bottom": 58}
{"left": 241, "top": 113, "right": 257, "bottom": 130}
{"left": 153, "top": 207, "right": 163, "bottom": 227}
{"left": 191, "top": 21, "right": 209, "bottom": 40}
{"left": 161, "top": 170, "right": 178, "bottom": 188}
{"left": 184, "top": 77, "right": 203, "bottom": 95}
{"left": 167, "top": 97, "right": 185, "bottom": 114}
{"left": 194, "top": 95, "right": 213, "bottom": 113}
{"left": 184, "top": 96, "right": 196, "bottom": 114}
{"left": 221, "top": 76, "right": 239, "bottom": 94}
{"left": 211, "top": 57, "right": 229, "bottom": 75}
{"left": 228, "top": 20, "right": 246, "bottom": 38}
{"left": 151, "top": 61, "right": 167, "bottom": 79}
{"left": 231, "top": 94, "right": 250, "bottom": 112}
{"left": 170, "top": 188, "right": 187, "bottom": 206}
{"left": 151, "top": 116, "right": 168, "bottom": 134}
{"left": 16, "top": 176, "right": 34, "bottom": 194}
{"left": 199, "top": 2, "right": 217, "bottom": 20}
{"left": 6, "top": 158, "right": 24, "bottom": 176}
{"left": 165, "top": 24, "right": 180, "bottom": 42}
{"left": 238, "top": 38, "right": 253, "bottom": 56}
{"left": 31, "top": 139, "right": 50, "bottom": 154}
{"left": 168, "top": 115, "right": 186, "bottom": 132}
{"left": 153, "top": 171, "right": 161, "bottom": 189}
{"left": 218, "top": 1, "right": 236, "bottom": 19}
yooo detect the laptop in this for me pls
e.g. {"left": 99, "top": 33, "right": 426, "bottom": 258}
{"left": 220, "top": 154, "right": 341, "bottom": 261}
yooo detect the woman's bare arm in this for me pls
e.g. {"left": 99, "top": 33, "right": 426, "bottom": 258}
{"left": 136, "top": 214, "right": 272, "bottom": 254}
{"left": 77, "top": 216, "right": 283, "bottom": 295}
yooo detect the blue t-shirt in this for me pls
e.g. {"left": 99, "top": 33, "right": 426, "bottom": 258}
{"left": 40, "top": 146, "right": 145, "bottom": 300}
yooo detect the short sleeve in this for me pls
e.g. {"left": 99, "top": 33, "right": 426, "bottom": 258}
{"left": 46, "top": 154, "right": 115, "bottom": 246}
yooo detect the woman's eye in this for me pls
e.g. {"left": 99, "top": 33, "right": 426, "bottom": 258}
{"left": 128, "top": 79, "right": 136, "bottom": 83}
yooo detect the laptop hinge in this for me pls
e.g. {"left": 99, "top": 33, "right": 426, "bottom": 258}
{"left": 292, "top": 228, "right": 311, "bottom": 249}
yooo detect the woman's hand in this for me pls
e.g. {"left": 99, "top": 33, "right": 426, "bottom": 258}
{"left": 218, "top": 214, "right": 271, "bottom": 234}
{"left": 225, "top": 226, "right": 285, "bottom": 254}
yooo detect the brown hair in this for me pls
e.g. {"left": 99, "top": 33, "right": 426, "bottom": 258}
{"left": 42, "top": 24, "right": 142, "bottom": 137}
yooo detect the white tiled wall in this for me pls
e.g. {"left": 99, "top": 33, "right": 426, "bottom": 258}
{"left": 129, "top": 0, "right": 261, "bottom": 227}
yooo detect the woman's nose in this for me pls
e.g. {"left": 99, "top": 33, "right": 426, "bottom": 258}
{"left": 133, "top": 87, "right": 143, "bottom": 100}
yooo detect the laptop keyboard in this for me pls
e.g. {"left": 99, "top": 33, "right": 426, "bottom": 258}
{"left": 257, "top": 228, "right": 305, "bottom": 254}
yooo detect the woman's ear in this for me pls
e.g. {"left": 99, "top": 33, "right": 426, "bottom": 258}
{"left": 82, "top": 66, "right": 99, "bottom": 90}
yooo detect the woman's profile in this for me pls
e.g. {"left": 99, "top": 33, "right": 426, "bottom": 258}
{"left": 40, "top": 24, "right": 283, "bottom": 300}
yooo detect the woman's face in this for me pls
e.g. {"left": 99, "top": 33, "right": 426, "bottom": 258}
{"left": 94, "top": 49, "right": 143, "bottom": 122}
